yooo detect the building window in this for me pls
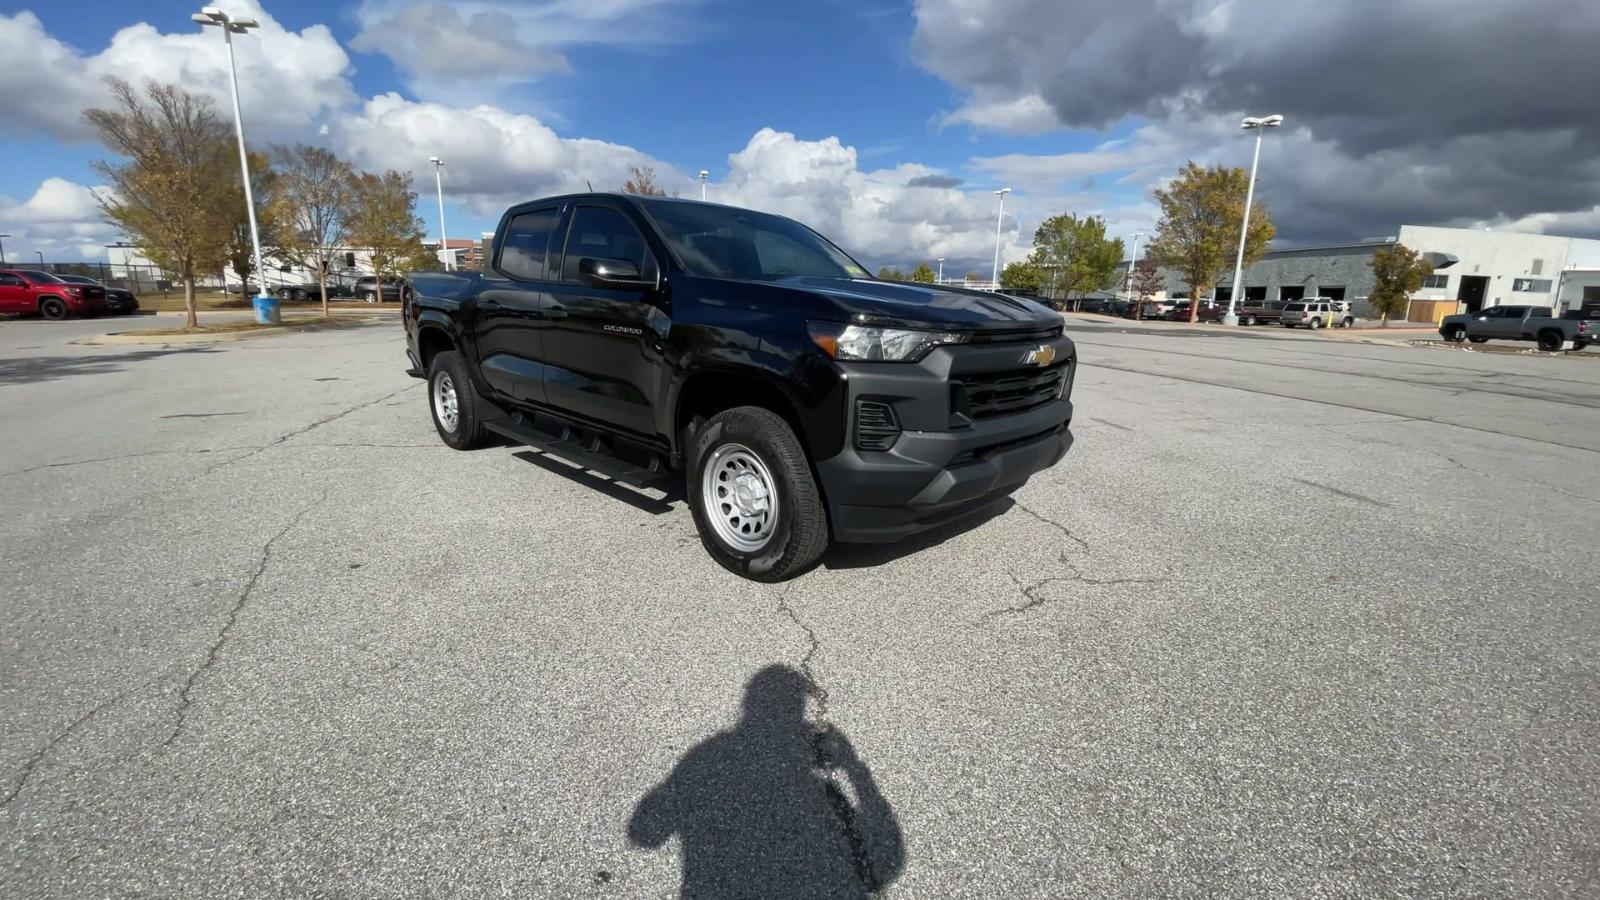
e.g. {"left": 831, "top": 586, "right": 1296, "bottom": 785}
{"left": 1422, "top": 273, "right": 1449, "bottom": 288}
{"left": 1512, "top": 278, "right": 1553, "bottom": 292}
{"left": 1530, "top": 258, "right": 1543, "bottom": 275}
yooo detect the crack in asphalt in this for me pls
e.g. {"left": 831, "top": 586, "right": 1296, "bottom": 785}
{"left": 0, "top": 446, "right": 259, "bottom": 479}
{"left": 1011, "top": 499, "right": 1090, "bottom": 554}
{"left": 162, "top": 492, "right": 327, "bottom": 748}
{"left": 208, "top": 384, "right": 422, "bottom": 472}
{"left": 771, "top": 585, "right": 881, "bottom": 893}
{"left": 2, "top": 682, "right": 148, "bottom": 810}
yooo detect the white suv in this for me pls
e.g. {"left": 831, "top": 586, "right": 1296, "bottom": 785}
{"left": 1281, "top": 297, "right": 1354, "bottom": 329}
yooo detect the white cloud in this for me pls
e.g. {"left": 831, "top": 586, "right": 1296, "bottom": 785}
{"left": 0, "top": 4, "right": 353, "bottom": 142}
{"left": 335, "top": 93, "right": 675, "bottom": 215}
{"left": 351, "top": 0, "right": 695, "bottom": 98}
{"left": 0, "top": 178, "right": 119, "bottom": 261}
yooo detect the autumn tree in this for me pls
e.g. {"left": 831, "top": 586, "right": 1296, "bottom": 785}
{"left": 910, "top": 262, "right": 936, "bottom": 283}
{"left": 1368, "top": 243, "right": 1433, "bottom": 326}
{"left": 622, "top": 165, "right": 668, "bottom": 196}
{"left": 1147, "top": 161, "right": 1275, "bottom": 323}
{"left": 272, "top": 145, "right": 355, "bottom": 316}
{"left": 226, "top": 149, "right": 278, "bottom": 302}
{"left": 84, "top": 78, "right": 236, "bottom": 328}
{"left": 1000, "top": 260, "right": 1045, "bottom": 294}
{"left": 349, "top": 169, "right": 429, "bottom": 302}
{"left": 1030, "top": 213, "right": 1125, "bottom": 310}
{"left": 1130, "top": 259, "right": 1164, "bottom": 320}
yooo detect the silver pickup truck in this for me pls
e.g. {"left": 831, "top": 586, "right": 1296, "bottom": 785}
{"left": 1439, "top": 305, "right": 1594, "bottom": 351}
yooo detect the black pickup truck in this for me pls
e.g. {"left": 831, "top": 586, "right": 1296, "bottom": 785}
{"left": 405, "top": 193, "right": 1075, "bottom": 580}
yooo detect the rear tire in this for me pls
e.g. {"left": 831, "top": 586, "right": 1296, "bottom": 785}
{"left": 427, "top": 350, "right": 490, "bottom": 450}
{"left": 1444, "top": 325, "right": 1466, "bottom": 342}
{"left": 1241, "top": 315, "right": 1256, "bottom": 326}
{"left": 1468, "top": 337, "right": 1488, "bottom": 344}
{"left": 39, "top": 297, "right": 68, "bottom": 320}
{"left": 1536, "top": 330, "right": 1565, "bottom": 352}
{"left": 363, "top": 291, "right": 377, "bottom": 302}
{"left": 1308, "top": 317, "right": 1323, "bottom": 329}
{"left": 688, "top": 406, "right": 828, "bottom": 582}
{"left": 1575, "top": 341, "right": 1590, "bottom": 351}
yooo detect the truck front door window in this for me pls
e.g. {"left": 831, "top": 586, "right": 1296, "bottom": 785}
{"left": 559, "top": 206, "right": 654, "bottom": 284}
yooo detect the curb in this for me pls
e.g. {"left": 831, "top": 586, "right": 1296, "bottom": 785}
{"left": 72, "top": 316, "right": 384, "bottom": 346}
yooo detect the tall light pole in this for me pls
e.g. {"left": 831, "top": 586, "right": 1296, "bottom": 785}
{"left": 0, "top": 234, "right": 9, "bottom": 265}
{"left": 1223, "top": 114, "right": 1283, "bottom": 325}
{"left": 699, "top": 170, "right": 709, "bottom": 202}
{"left": 1126, "top": 230, "right": 1144, "bottom": 298}
{"left": 193, "top": 7, "right": 270, "bottom": 317}
{"left": 36, "top": 251, "right": 45, "bottom": 265}
{"left": 429, "top": 157, "right": 450, "bottom": 271}
{"left": 937, "top": 257, "right": 945, "bottom": 284}
{"left": 991, "top": 187, "right": 1011, "bottom": 289}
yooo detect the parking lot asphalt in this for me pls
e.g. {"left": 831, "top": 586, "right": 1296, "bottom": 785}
{"left": 2, "top": 314, "right": 1597, "bottom": 898}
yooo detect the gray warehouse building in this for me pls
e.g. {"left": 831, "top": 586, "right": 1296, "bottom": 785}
{"left": 1138, "top": 225, "right": 1600, "bottom": 321}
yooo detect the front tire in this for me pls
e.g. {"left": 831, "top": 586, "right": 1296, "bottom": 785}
{"left": 1444, "top": 324, "right": 1467, "bottom": 342}
{"left": 427, "top": 351, "right": 489, "bottom": 450}
{"left": 688, "top": 406, "right": 828, "bottom": 582}
{"left": 363, "top": 291, "right": 377, "bottom": 302}
{"left": 39, "top": 297, "right": 68, "bottom": 320}
{"left": 1468, "top": 337, "right": 1488, "bottom": 344}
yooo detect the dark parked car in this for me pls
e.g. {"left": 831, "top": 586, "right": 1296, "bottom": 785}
{"left": 0, "top": 268, "right": 108, "bottom": 318}
{"left": 56, "top": 274, "right": 139, "bottom": 314}
{"left": 272, "top": 281, "right": 340, "bottom": 302}
{"left": 1439, "top": 305, "right": 1593, "bottom": 351}
{"left": 406, "top": 193, "right": 1076, "bottom": 581}
{"left": 1164, "top": 301, "right": 1224, "bottom": 322}
{"left": 351, "top": 276, "right": 404, "bottom": 302}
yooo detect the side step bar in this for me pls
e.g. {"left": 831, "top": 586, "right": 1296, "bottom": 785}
{"left": 484, "top": 414, "right": 670, "bottom": 489}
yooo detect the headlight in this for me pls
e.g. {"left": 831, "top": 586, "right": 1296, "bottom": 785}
{"left": 808, "top": 323, "right": 967, "bottom": 362}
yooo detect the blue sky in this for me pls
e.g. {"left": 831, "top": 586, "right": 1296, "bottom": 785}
{"left": 3, "top": 0, "right": 1596, "bottom": 268}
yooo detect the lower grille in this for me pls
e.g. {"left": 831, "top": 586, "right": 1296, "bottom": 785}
{"left": 953, "top": 362, "right": 1069, "bottom": 420}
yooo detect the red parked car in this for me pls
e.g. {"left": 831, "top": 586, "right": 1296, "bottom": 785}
{"left": 0, "top": 268, "right": 109, "bottom": 319}
{"left": 1164, "top": 301, "right": 1225, "bottom": 322}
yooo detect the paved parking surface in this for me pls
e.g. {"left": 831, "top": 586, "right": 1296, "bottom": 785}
{"left": 2, "top": 314, "right": 1597, "bottom": 897}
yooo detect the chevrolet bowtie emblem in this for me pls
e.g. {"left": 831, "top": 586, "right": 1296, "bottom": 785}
{"left": 1022, "top": 344, "right": 1056, "bottom": 366}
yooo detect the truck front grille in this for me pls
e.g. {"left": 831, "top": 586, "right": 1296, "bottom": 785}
{"left": 953, "top": 362, "right": 1069, "bottom": 420}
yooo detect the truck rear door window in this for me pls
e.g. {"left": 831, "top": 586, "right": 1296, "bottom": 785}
{"left": 498, "top": 209, "right": 560, "bottom": 281}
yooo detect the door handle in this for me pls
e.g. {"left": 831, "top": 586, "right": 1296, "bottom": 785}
{"left": 544, "top": 305, "right": 568, "bottom": 319}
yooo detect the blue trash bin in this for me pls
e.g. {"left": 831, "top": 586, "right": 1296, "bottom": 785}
{"left": 252, "top": 295, "right": 281, "bottom": 325}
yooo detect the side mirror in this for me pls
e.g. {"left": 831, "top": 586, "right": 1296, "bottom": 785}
{"left": 578, "top": 257, "right": 651, "bottom": 289}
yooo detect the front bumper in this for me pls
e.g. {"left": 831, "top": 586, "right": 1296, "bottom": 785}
{"left": 815, "top": 335, "right": 1076, "bottom": 543}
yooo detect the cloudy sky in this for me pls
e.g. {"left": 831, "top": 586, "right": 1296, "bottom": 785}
{"left": 2, "top": 0, "right": 1597, "bottom": 272}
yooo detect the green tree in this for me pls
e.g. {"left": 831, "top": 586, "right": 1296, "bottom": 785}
{"left": 910, "top": 262, "right": 936, "bottom": 283}
{"left": 1368, "top": 243, "right": 1433, "bottom": 326}
{"left": 1130, "top": 258, "right": 1164, "bottom": 320}
{"left": 226, "top": 149, "right": 278, "bottom": 303}
{"left": 964, "top": 271, "right": 980, "bottom": 282}
{"left": 1000, "top": 260, "right": 1045, "bottom": 293}
{"left": 1031, "top": 213, "right": 1125, "bottom": 308}
{"left": 84, "top": 78, "right": 236, "bottom": 328}
{"left": 1147, "top": 161, "right": 1275, "bottom": 323}
{"left": 349, "top": 169, "right": 429, "bottom": 303}
{"left": 877, "top": 266, "right": 907, "bottom": 281}
{"left": 272, "top": 144, "right": 355, "bottom": 316}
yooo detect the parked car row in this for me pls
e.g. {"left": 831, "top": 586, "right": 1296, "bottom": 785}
{"left": 0, "top": 268, "right": 139, "bottom": 319}
{"left": 271, "top": 276, "right": 405, "bottom": 303}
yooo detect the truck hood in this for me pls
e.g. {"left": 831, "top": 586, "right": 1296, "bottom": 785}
{"left": 783, "top": 276, "right": 1059, "bottom": 333}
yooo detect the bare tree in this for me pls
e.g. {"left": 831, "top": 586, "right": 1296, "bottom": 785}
{"left": 348, "top": 169, "right": 429, "bottom": 304}
{"left": 622, "top": 165, "right": 668, "bottom": 196}
{"left": 272, "top": 145, "right": 354, "bottom": 316}
{"left": 84, "top": 78, "right": 235, "bottom": 328}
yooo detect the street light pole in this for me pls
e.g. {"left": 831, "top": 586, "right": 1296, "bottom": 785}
{"left": 36, "top": 251, "right": 45, "bottom": 265}
{"left": 1126, "top": 230, "right": 1143, "bottom": 298}
{"left": 0, "top": 234, "right": 9, "bottom": 265}
{"left": 429, "top": 157, "right": 449, "bottom": 271}
{"left": 699, "top": 170, "right": 709, "bottom": 202}
{"left": 193, "top": 7, "right": 269, "bottom": 314}
{"left": 1223, "top": 114, "right": 1282, "bottom": 325}
{"left": 937, "top": 257, "right": 944, "bottom": 284}
{"left": 991, "top": 187, "right": 1010, "bottom": 290}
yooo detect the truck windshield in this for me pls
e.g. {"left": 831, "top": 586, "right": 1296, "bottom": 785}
{"left": 641, "top": 201, "right": 870, "bottom": 281}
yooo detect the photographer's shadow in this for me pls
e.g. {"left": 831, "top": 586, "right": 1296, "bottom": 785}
{"left": 629, "top": 665, "right": 905, "bottom": 898}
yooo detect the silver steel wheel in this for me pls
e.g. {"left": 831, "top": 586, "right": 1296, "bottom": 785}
{"left": 702, "top": 443, "right": 779, "bottom": 553}
{"left": 433, "top": 372, "right": 459, "bottom": 433}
